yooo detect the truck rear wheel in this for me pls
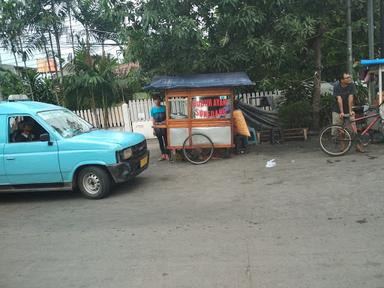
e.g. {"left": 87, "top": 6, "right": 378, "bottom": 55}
{"left": 77, "top": 166, "right": 111, "bottom": 199}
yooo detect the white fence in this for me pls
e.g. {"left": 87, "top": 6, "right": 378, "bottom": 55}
{"left": 74, "top": 99, "right": 155, "bottom": 139}
{"left": 75, "top": 106, "right": 125, "bottom": 129}
{"left": 236, "top": 90, "right": 283, "bottom": 110}
{"left": 128, "top": 99, "right": 154, "bottom": 122}
{"left": 73, "top": 92, "right": 282, "bottom": 138}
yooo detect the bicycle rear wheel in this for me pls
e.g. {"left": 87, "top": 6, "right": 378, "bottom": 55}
{"left": 182, "top": 133, "right": 214, "bottom": 165}
{"left": 319, "top": 125, "right": 352, "bottom": 156}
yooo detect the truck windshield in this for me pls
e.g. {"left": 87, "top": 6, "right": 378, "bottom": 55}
{"left": 38, "top": 109, "right": 94, "bottom": 138}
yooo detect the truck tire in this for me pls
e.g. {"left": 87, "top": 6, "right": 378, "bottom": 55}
{"left": 77, "top": 166, "right": 111, "bottom": 199}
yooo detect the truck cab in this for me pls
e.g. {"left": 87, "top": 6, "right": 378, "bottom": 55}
{"left": 0, "top": 98, "right": 149, "bottom": 199}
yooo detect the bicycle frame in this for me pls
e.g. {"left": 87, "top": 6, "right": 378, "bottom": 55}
{"left": 349, "top": 112, "right": 381, "bottom": 136}
{"left": 341, "top": 101, "right": 382, "bottom": 135}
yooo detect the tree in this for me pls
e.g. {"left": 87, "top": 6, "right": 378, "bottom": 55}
{"left": 126, "top": 0, "right": 373, "bottom": 130}
{"left": 0, "top": 0, "right": 27, "bottom": 68}
{"left": 26, "top": 0, "right": 62, "bottom": 104}
{"left": 65, "top": 46, "right": 119, "bottom": 126}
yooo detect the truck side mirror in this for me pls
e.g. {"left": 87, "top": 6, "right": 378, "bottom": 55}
{"left": 40, "top": 133, "right": 50, "bottom": 141}
{"left": 40, "top": 133, "right": 53, "bottom": 145}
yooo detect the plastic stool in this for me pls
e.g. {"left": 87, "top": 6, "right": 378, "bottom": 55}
{"left": 248, "top": 127, "right": 257, "bottom": 145}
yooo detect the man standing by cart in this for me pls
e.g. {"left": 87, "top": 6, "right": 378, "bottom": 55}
{"left": 151, "top": 96, "right": 169, "bottom": 160}
{"left": 332, "top": 72, "right": 364, "bottom": 152}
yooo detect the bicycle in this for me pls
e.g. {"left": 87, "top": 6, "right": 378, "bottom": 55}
{"left": 319, "top": 102, "right": 384, "bottom": 156}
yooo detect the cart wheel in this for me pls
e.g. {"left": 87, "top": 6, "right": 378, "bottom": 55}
{"left": 182, "top": 133, "right": 214, "bottom": 165}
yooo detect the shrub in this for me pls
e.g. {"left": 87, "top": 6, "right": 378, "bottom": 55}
{"left": 281, "top": 79, "right": 313, "bottom": 105}
{"left": 278, "top": 100, "right": 312, "bottom": 128}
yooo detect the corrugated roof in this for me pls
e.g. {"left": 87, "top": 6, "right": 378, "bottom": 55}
{"left": 144, "top": 72, "right": 253, "bottom": 90}
{"left": 361, "top": 59, "right": 384, "bottom": 65}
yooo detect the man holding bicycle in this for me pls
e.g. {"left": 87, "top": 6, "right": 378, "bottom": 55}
{"left": 332, "top": 72, "right": 364, "bottom": 152}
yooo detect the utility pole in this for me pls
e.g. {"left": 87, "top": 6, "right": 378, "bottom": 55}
{"left": 347, "top": 0, "right": 353, "bottom": 74}
{"left": 381, "top": 0, "right": 384, "bottom": 58}
{"left": 368, "top": 0, "right": 375, "bottom": 104}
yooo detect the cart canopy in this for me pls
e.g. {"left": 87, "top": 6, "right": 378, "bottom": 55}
{"left": 361, "top": 59, "right": 384, "bottom": 65}
{"left": 144, "top": 72, "right": 253, "bottom": 90}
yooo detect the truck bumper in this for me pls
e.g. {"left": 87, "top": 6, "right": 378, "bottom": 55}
{"left": 106, "top": 151, "right": 149, "bottom": 183}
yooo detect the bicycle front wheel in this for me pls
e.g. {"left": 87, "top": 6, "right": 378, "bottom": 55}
{"left": 319, "top": 125, "right": 352, "bottom": 156}
{"left": 182, "top": 133, "right": 214, "bottom": 165}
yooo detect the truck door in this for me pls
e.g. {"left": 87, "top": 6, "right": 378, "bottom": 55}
{"left": 0, "top": 115, "right": 8, "bottom": 185}
{"left": 4, "top": 115, "right": 62, "bottom": 185}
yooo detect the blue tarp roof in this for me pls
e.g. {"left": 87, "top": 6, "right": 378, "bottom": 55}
{"left": 144, "top": 72, "right": 253, "bottom": 90}
{"left": 361, "top": 59, "right": 384, "bottom": 65}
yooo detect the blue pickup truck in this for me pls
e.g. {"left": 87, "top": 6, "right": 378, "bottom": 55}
{"left": 0, "top": 97, "right": 149, "bottom": 199}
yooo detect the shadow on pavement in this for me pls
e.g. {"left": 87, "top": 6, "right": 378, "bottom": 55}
{"left": 0, "top": 190, "right": 81, "bottom": 203}
{"left": 111, "top": 177, "right": 147, "bottom": 197}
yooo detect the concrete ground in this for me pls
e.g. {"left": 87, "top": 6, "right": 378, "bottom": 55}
{"left": 0, "top": 138, "right": 383, "bottom": 288}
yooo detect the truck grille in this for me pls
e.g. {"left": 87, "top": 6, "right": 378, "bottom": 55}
{"left": 131, "top": 140, "right": 147, "bottom": 155}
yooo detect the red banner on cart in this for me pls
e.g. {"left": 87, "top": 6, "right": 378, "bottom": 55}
{"left": 192, "top": 95, "right": 231, "bottom": 119}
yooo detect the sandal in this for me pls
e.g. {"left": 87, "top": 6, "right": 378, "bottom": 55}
{"left": 356, "top": 146, "right": 365, "bottom": 153}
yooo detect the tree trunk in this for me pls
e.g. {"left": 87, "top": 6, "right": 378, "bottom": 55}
{"left": 43, "top": 36, "right": 60, "bottom": 104}
{"left": 120, "top": 86, "right": 125, "bottom": 103}
{"left": 53, "top": 27, "right": 64, "bottom": 82}
{"left": 101, "top": 40, "right": 105, "bottom": 59}
{"left": 102, "top": 91, "right": 108, "bottom": 128}
{"left": 48, "top": 31, "right": 59, "bottom": 80}
{"left": 66, "top": 0, "right": 76, "bottom": 57}
{"left": 312, "top": 35, "right": 321, "bottom": 132}
{"left": 51, "top": 1, "right": 65, "bottom": 106}
{"left": 48, "top": 31, "right": 62, "bottom": 105}
{"left": 43, "top": 36, "right": 53, "bottom": 76}
{"left": 91, "top": 89, "right": 100, "bottom": 128}
{"left": 11, "top": 43, "right": 19, "bottom": 68}
{"left": 53, "top": 27, "right": 65, "bottom": 106}
{"left": 18, "top": 36, "right": 34, "bottom": 100}
{"left": 18, "top": 37, "right": 27, "bottom": 69}
{"left": 85, "top": 25, "right": 92, "bottom": 66}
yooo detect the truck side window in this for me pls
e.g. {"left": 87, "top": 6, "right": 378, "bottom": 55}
{"left": 8, "top": 116, "right": 47, "bottom": 143}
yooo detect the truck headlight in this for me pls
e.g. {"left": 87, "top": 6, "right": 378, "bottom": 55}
{"left": 119, "top": 148, "right": 132, "bottom": 161}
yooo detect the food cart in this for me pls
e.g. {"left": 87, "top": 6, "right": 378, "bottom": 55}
{"left": 145, "top": 72, "right": 253, "bottom": 164}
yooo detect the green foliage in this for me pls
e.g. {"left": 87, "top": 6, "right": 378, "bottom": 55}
{"left": 278, "top": 100, "right": 312, "bottom": 129}
{"left": 0, "top": 68, "right": 24, "bottom": 97}
{"left": 281, "top": 80, "right": 313, "bottom": 105}
{"left": 120, "top": 69, "right": 149, "bottom": 101}
{"left": 0, "top": 0, "right": 381, "bottom": 130}
{"left": 354, "top": 80, "right": 369, "bottom": 106}
{"left": 63, "top": 46, "right": 146, "bottom": 110}
{"left": 0, "top": 67, "right": 56, "bottom": 103}
{"left": 19, "top": 68, "right": 56, "bottom": 103}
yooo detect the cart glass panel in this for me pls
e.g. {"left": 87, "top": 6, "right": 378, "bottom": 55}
{"left": 168, "top": 96, "right": 188, "bottom": 120}
{"left": 191, "top": 95, "right": 231, "bottom": 119}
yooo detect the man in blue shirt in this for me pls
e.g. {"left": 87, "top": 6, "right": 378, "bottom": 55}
{"left": 151, "top": 96, "right": 168, "bottom": 160}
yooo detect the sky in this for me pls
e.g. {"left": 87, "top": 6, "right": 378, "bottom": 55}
{"left": 0, "top": 17, "right": 123, "bottom": 68}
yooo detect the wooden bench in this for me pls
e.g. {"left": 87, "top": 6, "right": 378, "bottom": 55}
{"left": 282, "top": 128, "right": 308, "bottom": 141}
{"left": 256, "top": 128, "right": 308, "bottom": 143}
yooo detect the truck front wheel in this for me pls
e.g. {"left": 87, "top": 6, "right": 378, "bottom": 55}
{"left": 77, "top": 166, "right": 111, "bottom": 199}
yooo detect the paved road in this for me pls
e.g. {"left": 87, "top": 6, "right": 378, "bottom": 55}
{"left": 1, "top": 139, "right": 383, "bottom": 288}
